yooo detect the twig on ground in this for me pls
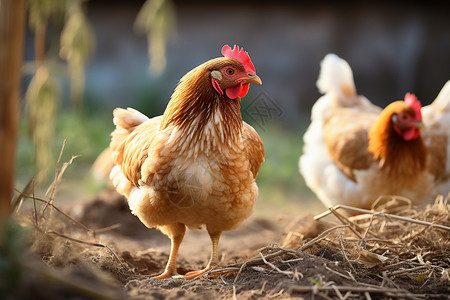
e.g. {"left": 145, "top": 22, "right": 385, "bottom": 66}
{"left": 290, "top": 285, "right": 424, "bottom": 300}
{"left": 323, "top": 264, "right": 353, "bottom": 281}
{"left": 206, "top": 267, "right": 240, "bottom": 279}
{"left": 231, "top": 226, "right": 349, "bottom": 283}
{"left": 11, "top": 177, "right": 35, "bottom": 213}
{"left": 47, "top": 231, "right": 123, "bottom": 266}
{"left": 258, "top": 250, "right": 301, "bottom": 279}
{"left": 32, "top": 180, "right": 38, "bottom": 225}
{"left": 338, "top": 231, "right": 356, "bottom": 272}
{"left": 16, "top": 191, "right": 91, "bottom": 233}
{"left": 233, "top": 248, "right": 291, "bottom": 283}
{"left": 299, "top": 224, "right": 349, "bottom": 251}
{"left": 315, "top": 205, "right": 450, "bottom": 231}
{"left": 94, "top": 224, "right": 121, "bottom": 234}
{"left": 329, "top": 207, "right": 364, "bottom": 239}
{"left": 388, "top": 263, "right": 430, "bottom": 276}
{"left": 15, "top": 191, "right": 120, "bottom": 239}
{"left": 42, "top": 140, "right": 67, "bottom": 216}
{"left": 362, "top": 214, "right": 375, "bottom": 240}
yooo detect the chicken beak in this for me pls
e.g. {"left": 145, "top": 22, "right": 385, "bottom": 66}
{"left": 244, "top": 73, "right": 262, "bottom": 85}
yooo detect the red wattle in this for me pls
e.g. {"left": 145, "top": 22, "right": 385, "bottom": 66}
{"left": 403, "top": 128, "right": 420, "bottom": 141}
{"left": 393, "top": 124, "right": 420, "bottom": 141}
{"left": 239, "top": 84, "right": 250, "bottom": 98}
{"left": 225, "top": 83, "right": 250, "bottom": 99}
{"left": 226, "top": 83, "right": 243, "bottom": 99}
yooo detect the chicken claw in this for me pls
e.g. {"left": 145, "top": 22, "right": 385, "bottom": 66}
{"left": 155, "top": 270, "right": 178, "bottom": 280}
{"left": 183, "top": 231, "right": 221, "bottom": 280}
{"left": 183, "top": 267, "right": 212, "bottom": 280}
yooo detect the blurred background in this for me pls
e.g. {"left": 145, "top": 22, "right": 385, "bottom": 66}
{"left": 15, "top": 0, "right": 450, "bottom": 216}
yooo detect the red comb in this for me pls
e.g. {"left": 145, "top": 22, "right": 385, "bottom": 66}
{"left": 221, "top": 44, "right": 256, "bottom": 73}
{"left": 404, "top": 93, "right": 422, "bottom": 120}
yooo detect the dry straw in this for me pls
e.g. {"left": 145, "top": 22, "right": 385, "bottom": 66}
{"left": 207, "top": 194, "right": 449, "bottom": 299}
{"left": 10, "top": 141, "right": 125, "bottom": 299}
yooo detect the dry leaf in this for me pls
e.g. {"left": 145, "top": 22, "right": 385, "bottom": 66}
{"left": 357, "top": 249, "right": 389, "bottom": 267}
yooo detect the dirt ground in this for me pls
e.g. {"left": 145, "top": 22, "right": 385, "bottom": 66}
{"left": 5, "top": 190, "right": 450, "bottom": 300}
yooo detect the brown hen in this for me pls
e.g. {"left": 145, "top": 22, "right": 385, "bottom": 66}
{"left": 110, "top": 45, "right": 264, "bottom": 279}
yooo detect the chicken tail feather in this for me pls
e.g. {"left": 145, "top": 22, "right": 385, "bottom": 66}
{"left": 430, "top": 80, "right": 450, "bottom": 112}
{"left": 113, "top": 107, "right": 149, "bottom": 131}
{"left": 316, "top": 53, "right": 356, "bottom": 100}
{"left": 110, "top": 108, "right": 149, "bottom": 166}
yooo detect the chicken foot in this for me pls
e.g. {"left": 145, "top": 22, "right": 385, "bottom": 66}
{"left": 183, "top": 230, "right": 222, "bottom": 280}
{"left": 155, "top": 223, "right": 186, "bottom": 279}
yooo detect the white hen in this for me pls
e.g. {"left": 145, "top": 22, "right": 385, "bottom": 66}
{"left": 300, "top": 53, "right": 450, "bottom": 210}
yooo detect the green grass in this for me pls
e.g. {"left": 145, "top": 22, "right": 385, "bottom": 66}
{"left": 253, "top": 121, "right": 320, "bottom": 216}
{"left": 15, "top": 109, "right": 113, "bottom": 190}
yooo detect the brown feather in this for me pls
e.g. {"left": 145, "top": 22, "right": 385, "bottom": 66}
{"left": 161, "top": 57, "right": 246, "bottom": 148}
{"left": 111, "top": 115, "right": 162, "bottom": 187}
{"left": 323, "top": 106, "right": 377, "bottom": 181}
{"left": 323, "top": 100, "right": 428, "bottom": 182}
{"left": 242, "top": 122, "right": 265, "bottom": 179}
{"left": 422, "top": 126, "right": 449, "bottom": 183}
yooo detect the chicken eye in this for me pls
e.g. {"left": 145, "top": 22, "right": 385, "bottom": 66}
{"left": 225, "top": 68, "right": 235, "bottom": 75}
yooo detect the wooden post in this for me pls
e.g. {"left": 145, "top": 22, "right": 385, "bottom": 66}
{"left": 0, "top": 0, "right": 26, "bottom": 219}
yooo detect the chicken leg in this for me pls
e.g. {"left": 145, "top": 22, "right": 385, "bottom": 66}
{"left": 183, "top": 230, "right": 222, "bottom": 280}
{"left": 155, "top": 223, "right": 186, "bottom": 279}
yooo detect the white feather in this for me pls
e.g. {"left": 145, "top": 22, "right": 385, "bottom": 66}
{"left": 316, "top": 53, "right": 356, "bottom": 98}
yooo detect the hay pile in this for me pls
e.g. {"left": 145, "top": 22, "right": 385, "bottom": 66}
{"left": 300, "top": 195, "right": 449, "bottom": 274}
{"left": 288, "top": 195, "right": 449, "bottom": 254}
{"left": 226, "top": 195, "right": 450, "bottom": 298}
